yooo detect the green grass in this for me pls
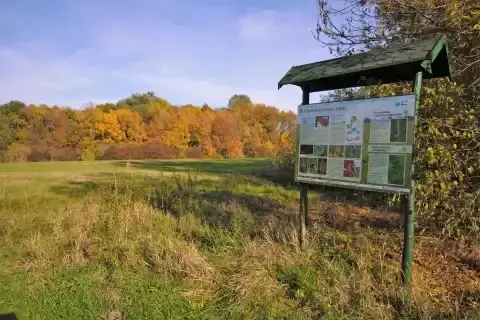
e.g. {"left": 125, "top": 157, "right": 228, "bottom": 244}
{"left": 0, "top": 158, "right": 269, "bottom": 174}
{"left": 0, "top": 159, "right": 478, "bottom": 319}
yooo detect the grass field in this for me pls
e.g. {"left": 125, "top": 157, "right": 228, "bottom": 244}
{"left": 0, "top": 159, "right": 479, "bottom": 319}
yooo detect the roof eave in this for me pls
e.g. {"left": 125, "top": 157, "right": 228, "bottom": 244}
{"left": 278, "top": 57, "right": 428, "bottom": 91}
{"left": 278, "top": 35, "right": 451, "bottom": 93}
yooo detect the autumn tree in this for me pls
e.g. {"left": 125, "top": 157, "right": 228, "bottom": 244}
{"left": 0, "top": 100, "right": 26, "bottom": 117}
{"left": 0, "top": 93, "right": 295, "bottom": 162}
{"left": 96, "top": 103, "right": 117, "bottom": 112}
{"left": 118, "top": 92, "right": 162, "bottom": 107}
{"left": 256, "top": 104, "right": 281, "bottom": 143}
{"left": 0, "top": 114, "right": 13, "bottom": 154}
{"left": 0, "top": 101, "right": 27, "bottom": 154}
{"left": 243, "top": 123, "right": 263, "bottom": 157}
{"left": 118, "top": 92, "right": 163, "bottom": 120}
{"left": 73, "top": 107, "right": 98, "bottom": 160}
{"left": 43, "top": 107, "right": 69, "bottom": 148}
{"left": 198, "top": 106, "right": 217, "bottom": 157}
{"left": 212, "top": 110, "right": 244, "bottom": 158}
{"left": 154, "top": 107, "right": 190, "bottom": 151}
{"left": 277, "top": 111, "right": 296, "bottom": 155}
{"left": 21, "top": 105, "right": 49, "bottom": 147}
{"left": 228, "top": 94, "right": 252, "bottom": 109}
{"left": 116, "top": 108, "right": 146, "bottom": 142}
{"left": 96, "top": 109, "right": 123, "bottom": 143}
{"left": 145, "top": 99, "right": 171, "bottom": 140}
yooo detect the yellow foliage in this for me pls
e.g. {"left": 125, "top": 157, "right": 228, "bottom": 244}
{"left": 102, "top": 111, "right": 123, "bottom": 143}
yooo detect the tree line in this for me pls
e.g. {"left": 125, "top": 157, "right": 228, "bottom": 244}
{"left": 0, "top": 93, "right": 296, "bottom": 162}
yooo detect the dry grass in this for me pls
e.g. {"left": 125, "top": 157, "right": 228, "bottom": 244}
{"left": 0, "top": 160, "right": 479, "bottom": 319}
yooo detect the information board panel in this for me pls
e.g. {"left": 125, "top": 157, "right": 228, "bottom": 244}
{"left": 296, "top": 95, "right": 415, "bottom": 193}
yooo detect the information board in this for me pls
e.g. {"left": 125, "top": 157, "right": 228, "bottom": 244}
{"left": 296, "top": 95, "right": 415, "bottom": 193}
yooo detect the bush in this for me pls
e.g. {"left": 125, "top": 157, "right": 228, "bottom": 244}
{"left": 269, "top": 152, "right": 295, "bottom": 172}
{"left": 80, "top": 149, "right": 96, "bottom": 161}
{"left": 99, "top": 141, "right": 181, "bottom": 160}
{"left": 4, "top": 143, "right": 30, "bottom": 162}
{"left": 184, "top": 146, "right": 203, "bottom": 159}
{"left": 51, "top": 147, "right": 78, "bottom": 161}
{"left": 414, "top": 80, "right": 480, "bottom": 237}
{"left": 27, "top": 146, "right": 52, "bottom": 162}
{"left": 22, "top": 146, "right": 79, "bottom": 162}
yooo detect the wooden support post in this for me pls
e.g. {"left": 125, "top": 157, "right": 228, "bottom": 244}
{"left": 299, "top": 184, "right": 308, "bottom": 247}
{"left": 298, "top": 87, "right": 310, "bottom": 247}
{"left": 401, "top": 71, "right": 422, "bottom": 299}
{"left": 302, "top": 88, "right": 309, "bottom": 106}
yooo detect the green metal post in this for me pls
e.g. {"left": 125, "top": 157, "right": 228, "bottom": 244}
{"left": 299, "top": 87, "right": 310, "bottom": 247}
{"left": 401, "top": 71, "right": 423, "bottom": 296}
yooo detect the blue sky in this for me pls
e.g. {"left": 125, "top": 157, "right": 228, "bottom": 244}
{"left": 0, "top": 0, "right": 332, "bottom": 111}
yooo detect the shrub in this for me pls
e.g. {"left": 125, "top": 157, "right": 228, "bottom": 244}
{"left": 23, "top": 146, "right": 79, "bottom": 162}
{"left": 269, "top": 152, "right": 295, "bottom": 172}
{"left": 184, "top": 147, "right": 203, "bottom": 159}
{"left": 51, "top": 147, "right": 78, "bottom": 161}
{"left": 27, "top": 146, "right": 52, "bottom": 162}
{"left": 99, "top": 141, "right": 181, "bottom": 160}
{"left": 80, "top": 149, "right": 96, "bottom": 161}
{"left": 415, "top": 81, "right": 480, "bottom": 237}
{"left": 4, "top": 142, "right": 30, "bottom": 162}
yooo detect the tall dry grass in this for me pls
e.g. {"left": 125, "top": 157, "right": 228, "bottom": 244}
{"left": 1, "top": 172, "right": 478, "bottom": 319}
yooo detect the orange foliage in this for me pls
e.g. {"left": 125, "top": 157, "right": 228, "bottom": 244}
{"left": 212, "top": 110, "right": 243, "bottom": 158}
{"left": 0, "top": 93, "right": 296, "bottom": 161}
{"left": 116, "top": 108, "right": 146, "bottom": 142}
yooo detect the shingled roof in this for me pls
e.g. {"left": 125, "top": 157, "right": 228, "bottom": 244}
{"left": 278, "top": 35, "right": 451, "bottom": 92}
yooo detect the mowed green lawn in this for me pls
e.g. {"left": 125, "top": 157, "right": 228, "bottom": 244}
{"left": 0, "top": 159, "right": 478, "bottom": 319}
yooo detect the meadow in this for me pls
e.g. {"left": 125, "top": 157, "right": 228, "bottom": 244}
{"left": 0, "top": 159, "right": 478, "bottom": 319}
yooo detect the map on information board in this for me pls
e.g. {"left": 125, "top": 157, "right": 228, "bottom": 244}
{"left": 295, "top": 95, "right": 415, "bottom": 193}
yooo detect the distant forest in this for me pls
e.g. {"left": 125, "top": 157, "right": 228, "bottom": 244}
{"left": 0, "top": 93, "right": 296, "bottom": 162}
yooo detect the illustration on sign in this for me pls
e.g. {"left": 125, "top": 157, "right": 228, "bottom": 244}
{"left": 296, "top": 95, "right": 415, "bottom": 193}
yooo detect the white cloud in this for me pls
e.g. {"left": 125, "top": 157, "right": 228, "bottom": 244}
{"left": 0, "top": 48, "right": 91, "bottom": 104}
{"left": 0, "top": 46, "right": 125, "bottom": 107}
{"left": 160, "top": 75, "right": 301, "bottom": 110}
{"left": 239, "top": 10, "right": 278, "bottom": 40}
{"left": 238, "top": 9, "right": 306, "bottom": 41}
{"left": 0, "top": 4, "right": 326, "bottom": 112}
{"left": 0, "top": 44, "right": 302, "bottom": 111}
{"left": 120, "top": 70, "right": 302, "bottom": 111}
